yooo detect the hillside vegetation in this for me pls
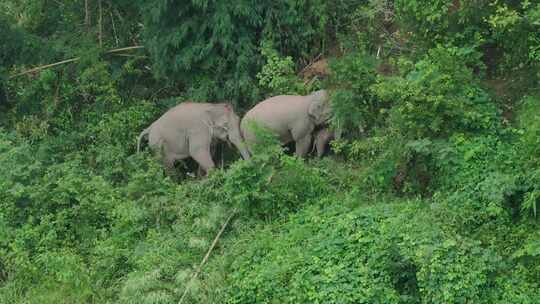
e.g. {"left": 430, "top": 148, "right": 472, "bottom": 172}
{"left": 1, "top": 1, "right": 540, "bottom": 303}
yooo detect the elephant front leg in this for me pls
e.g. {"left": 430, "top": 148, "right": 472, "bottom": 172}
{"left": 295, "top": 134, "right": 313, "bottom": 158}
{"left": 190, "top": 148, "right": 215, "bottom": 176}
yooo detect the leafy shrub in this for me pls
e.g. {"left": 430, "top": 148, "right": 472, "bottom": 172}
{"left": 327, "top": 50, "right": 380, "bottom": 135}
{"left": 515, "top": 95, "right": 540, "bottom": 217}
{"left": 373, "top": 45, "right": 498, "bottom": 139}
{"left": 394, "top": 0, "right": 495, "bottom": 51}
{"left": 488, "top": 2, "right": 540, "bottom": 80}
{"left": 256, "top": 41, "right": 309, "bottom": 96}
{"left": 219, "top": 124, "right": 331, "bottom": 218}
{"left": 222, "top": 196, "right": 512, "bottom": 304}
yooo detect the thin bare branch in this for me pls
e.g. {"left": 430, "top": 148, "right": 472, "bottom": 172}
{"left": 178, "top": 211, "right": 236, "bottom": 304}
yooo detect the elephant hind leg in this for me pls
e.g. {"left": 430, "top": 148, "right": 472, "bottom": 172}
{"left": 162, "top": 154, "right": 178, "bottom": 176}
{"left": 161, "top": 142, "right": 187, "bottom": 177}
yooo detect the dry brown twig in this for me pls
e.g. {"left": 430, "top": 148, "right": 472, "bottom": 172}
{"left": 298, "top": 53, "right": 323, "bottom": 77}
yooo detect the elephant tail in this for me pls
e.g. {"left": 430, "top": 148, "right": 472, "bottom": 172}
{"left": 137, "top": 127, "right": 150, "bottom": 153}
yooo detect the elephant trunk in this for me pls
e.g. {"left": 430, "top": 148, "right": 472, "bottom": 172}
{"left": 233, "top": 138, "right": 251, "bottom": 160}
{"left": 228, "top": 128, "right": 251, "bottom": 160}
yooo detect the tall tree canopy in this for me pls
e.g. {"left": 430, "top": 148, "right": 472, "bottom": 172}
{"left": 142, "top": 0, "right": 331, "bottom": 105}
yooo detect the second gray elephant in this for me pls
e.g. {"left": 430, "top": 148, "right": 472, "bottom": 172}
{"left": 312, "top": 127, "right": 335, "bottom": 158}
{"left": 240, "top": 90, "right": 332, "bottom": 157}
{"left": 137, "top": 102, "right": 250, "bottom": 175}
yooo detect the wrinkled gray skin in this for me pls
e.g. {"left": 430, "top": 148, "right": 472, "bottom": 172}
{"left": 137, "top": 102, "right": 250, "bottom": 175}
{"left": 241, "top": 90, "right": 332, "bottom": 157}
{"left": 312, "top": 127, "right": 335, "bottom": 158}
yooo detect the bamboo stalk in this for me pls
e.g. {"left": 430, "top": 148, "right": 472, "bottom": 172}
{"left": 110, "top": 54, "right": 148, "bottom": 58}
{"left": 10, "top": 58, "right": 80, "bottom": 78}
{"left": 85, "top": 0, "right": 91, "bottom": 30}
{"left": 9, "top": 46, "right": 145, "bottom": 78}
{"left": 110, "top": 10, "right": 119, "bottom": 46}
{"left": 105, "top": 45, "right": 144, "bottom": 53}
{"left": 98, "top": 0, "right": 103, "bottom": 47}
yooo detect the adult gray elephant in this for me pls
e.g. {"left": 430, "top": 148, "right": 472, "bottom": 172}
{"left": 241, "top": 90, "right": 332, "bottom": 157}
{"left": 137, "top": 102, "right": 250, "bottom": 175}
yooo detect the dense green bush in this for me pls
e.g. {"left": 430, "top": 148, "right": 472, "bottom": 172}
{"left": 256, "top": 41, "right": 310, "bottom": 96}
{"left": 328, "top": 44, "right": 502, "bottom": 195}
{"left": 515, "top": 95, "right": 540, "bottom": 217}
{"left": 220, "top": 196, "right": 540, "bottom": 304}
{"left": 372, "top": 45, "right": 497, "bottom": 139}
{"left": 327, "top": 49, "right": 380, "bottom": 135}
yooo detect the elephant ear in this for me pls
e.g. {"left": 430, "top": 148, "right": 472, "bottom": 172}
{"left": 206, "top": 104, "right": 231, "bottom": 137}
{"left": 308, "top": 90, "right": 329, "bottom": 122}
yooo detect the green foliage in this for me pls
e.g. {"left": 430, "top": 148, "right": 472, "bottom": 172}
{"left": 515, "top": 95, "right": 540, "bottom": 217}
{"left": 392, "top": 0, "right": 506, "bottom": 52}
{"left": 2, "top": 0, "right": 540, "bottom": 303}
{"left": 215, "top": 123, "right": 331, "bottom": 218}
{"left": 373, "top": 45, "right": 498, "bottom": 139}
{"left": 327, "top": 50, "right": 380, "bottom": 135}
{"left": 428, "top": 134, "right": 519, "bottom": 233}
{"left": 335, "top": 0, "right": 396, "bottom": 54}
{"left": 220, "top": 197, "right": 535, "bottom": 304}
{"left": 256, "top": 41, "right": 308, "bottom": 96}
{"left": 392, "top": 0, "right": 539, "bottom": 85}
{"left": 516, "top": 95, "right": 540, "bottom": 166}
{"left": 0, "top": 16, "right": 46, "bottom": 68}
{"left": 330, "top": 45, "right": 501, "bottom": 196}
{"left": 142, "top": 0, "right": 330, "bottom": 105}
{"left": 487, "top": 2, "right": 540, "bottom": 79}
{"left": 394, "top": 0, "right": 461, "bottom": 47}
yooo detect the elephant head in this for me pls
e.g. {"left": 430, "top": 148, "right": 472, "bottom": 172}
{"left": 308, "top": 90, "right": 332, "bottom": 126}
{"left": 206, "top": 103, "right": 251, "bottom": 160}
